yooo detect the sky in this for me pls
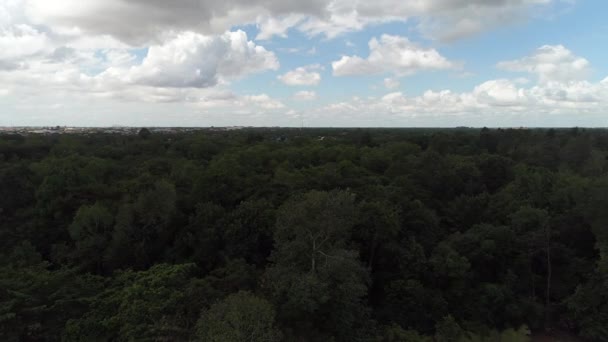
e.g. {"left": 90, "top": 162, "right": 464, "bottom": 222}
{"left": 0, "top": 0, "right": 607, "bottom": 127}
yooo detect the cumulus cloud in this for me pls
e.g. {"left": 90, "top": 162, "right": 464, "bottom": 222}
{"left": 0, "top": 24, "right": 51, "bottom": 61}
{"left": 293, "top": 90, "right": 317, "bottom": 101}
{"left": 0, "top": 29, "right": 281, "bottom": 111}
{"left": 106, "top": 30, "right": 279, "bottom": 88}
{"left": 307, "top": 44, "right": 608, "bottom": 126}
{"left": 277, "top": 64, "right": 322, "bottom": 86}
{"left": 189, "top": 91, "right": 285, "bottom": 110}
{"left": 312, "top": 77, "right": 608, "bottom": 124}
{"left": 256, "top": 14, "right": 305, "bottom": 40}
{"left": 332, "top": 35, "right": 455, "bottom": 77}
{"left": 472, "top": 79, "right": 527, "bottom": 106}
{"left": 497, "top": 45, "right": 591, "bottom": 84}
{"left": 384, "top": 78, "right": 400, "bottom": 89}
{"left": 0, "top": 53, "right": 286, "bottom": 111}
{"left": 0, "top": 1, "right": 288, "bottom": 124}
{"left": 244, "top": 94, "right": 285, "bottom": 109}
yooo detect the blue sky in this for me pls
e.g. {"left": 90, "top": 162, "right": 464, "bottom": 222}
{"left": 0, "top": 0, "right": 607, "bottom": 127}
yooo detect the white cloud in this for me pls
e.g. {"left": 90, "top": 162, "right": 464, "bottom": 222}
{"left": 293, "top": 90, "right": 316, "bottom": 101}
{"left": 473, "top": 79, "right": 527, "bottom": 106}
{"left": 0, "top": 30, "right": 281, "bottom": 105}
{"left": 313, "top": 76, "right": 608, "bottom": 124}
{"left": 0, "top": 24, "right": 51, "bottom": 61}
{"left": 332, "top": 35, "right": 455, "bottom": 77}
{"left": 498, "top": 45, "right": 591, "bottom": 84}
{"left": 1, "top": 0, "right": 26, "bottom": 27}
{"left": 0, "top": 2, "right": 286, "bottom": 123}
{"left": 0, "top": 53, "right": 286, "bottom": 110}
{"left": 278, "top": 64, "right": 322, "bottom": 86}
{"left": 312, "top": 43, "right": 608, "bottom": 125}
{"left": 256, "top": 14, "right": 305, "bottom": 40}
{"left": 297, "top": 8, "right": 395, "bottom": 39}
{"left": 384, "top": 78, "right": 400, "bottom": 89}
{"left": 189, "top": 91, "right": 285, "bottom": 111}
{"left": 244, "top": 94, "right": 285, "bottom": 109}
{"left": 104, "top": 30, "right": 278, "bottom": 88}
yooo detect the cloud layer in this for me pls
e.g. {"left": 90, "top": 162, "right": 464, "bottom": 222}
{"left": 116, "top": 31, "right": 278, "bottom": 88}
{"left": 332, "top": 35, "right": 455, "bottom": 76}
{"left": 0, "top": 0, "right": 605, "bottom": 127}
{"left": 293, "top": 90, "right": 317, "bottom": 101}
{"left": 22, "top": 0, "right": 557, "bottom": 43}
{"left": 498, "top": 45, "right": 591, "bottom": 84}
{"left": 278, "top": 65, "right": 322, "bottom": 86}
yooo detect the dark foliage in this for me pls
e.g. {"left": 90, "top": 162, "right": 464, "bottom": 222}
{"left": 0, "top": 127, "right": 606, "bottom": 341}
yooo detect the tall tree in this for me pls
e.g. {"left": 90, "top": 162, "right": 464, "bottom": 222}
{"left": 196, "top": 291, "right": 281, "bottom": 342}
{"left": 264, "top": 190, "right": 370, "bottom": 340}
{"left": 68, "top": 202, "right": 114, "bottom": 273}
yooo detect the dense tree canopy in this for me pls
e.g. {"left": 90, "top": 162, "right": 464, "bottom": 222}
{"left": 0, "top": 127, "right": 606, "bottom": 340}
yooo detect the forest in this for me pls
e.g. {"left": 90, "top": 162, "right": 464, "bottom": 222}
{"left": 1, "top": 127, "right": 607, "bottom": 341}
